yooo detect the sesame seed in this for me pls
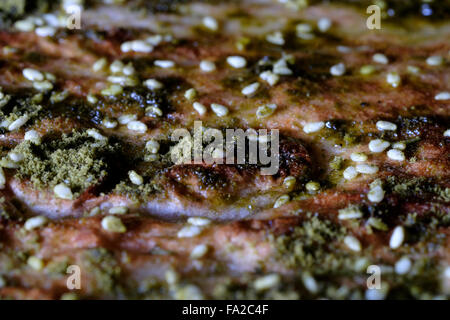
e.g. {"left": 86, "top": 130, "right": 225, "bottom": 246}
{"left": 273, "top": 195, "right": 290, "bottom": 208}
{"left": 101, "top": 216, "right": 126, "bottom": 233}
{"left": 193, "top": 102, "right": 207, "bottom": 116}
{"left": 368, "top": 139, "right": 390, "bottom": 153}
{"left": 296, "top": 23, "right": 312, "bottom": 33}
{"left": 154, "top": 60, "right": 175, "bottom": 68}
{"left": 128, "top": 170, "right": 143, "bottom": 185}
{"left": 177, "top": 225, "right": 202, "bottom": 238}
{"left": 122, "top": 64, "right": 135, "bottom": 75}
{"left": 386, "top": 72, "right": 401, "bottom": 87}
{"left": 107, "top": 75, "right": 137, "bottom": 87}
{"left": 146, "top": 34, "right": 163, "bottom": 46}
{"left": 9, "top": 152, "right": 24, "bottom": 162}
{"left": 356, "top": 164, "right": 379, "bottom": 174}
{"left": 389, "top": 226, "right": 405, "bottom": 249}
{"left": 101, "top": 84, "right": 123, "bottom": 96}
{"left": 444, "top": 129, "right": 450, "bottom": 137}
{"left": 266, "top": 31, "right": 285, "bottom": 45}
{"left": 259, "top": 70, "right": 279, "bottom": 86}
{"left": 226, "top": 56, "right": 247, "bottom": 68}
{"left": 367, "top": 217, "right": 388, "bottom": 231}
{"left": 343, "top": 166, "right": 358, "bottom": 180}
{"left": 344, "top": 235, "right": 361, "bottom": 252}
{"left": 110, "top": 60, "right": 124, "bottom": 73}
{"left": 317, "top": 17, "right": 332, "bottom": 32}
{"left": 376, "top": 120, "right": 397, "bottom": 131}
{"left": 368, "top": 185, "right": 385, "bottom": 203}
{"left": 127, "top": 120, "right": 147, "bottom": 133}
{"left": 87, "top": 94, "right": 98, "bottom": 104}
{"left": 392, "top": 142, "right": 406, "bottom": 150}
{"left": 211, "top": 103, "right": 229, "bottom": 117}
{"left": 395, "top": 257, "right": 412, "bottom": 275}
{"left": 92, "top": 58, "right": 107, "bottom": 72}
{"left": 143, "top": 78, "right": 163, "bottom": 90}
{"left": 146, "top": 140, "right": 160, "bottom": 154}
{"left": 14, "top": 19, "right": 35, "bottom": 32}
{"left": 302, "top": 272, "right": 319, "bottom": 293}
{"left": 387, "top": 149, "right": 405, "bottom": 161}
{"left": 27, "top": 256, "right": 44, "bottom": 271}
{"left": 109, "top": 206, "right": 128, "bottom": 215}
{"left": 121, "top": 40, "right": 153, "bottom": 53}
{"left": 24, "top": 215, "right": 48, "bottom": 231}
{"left": 118, "top": 114, "right": 137, "bottom": 125}
{"left": 53, "top": 183, "right": 73, "bottom": 200}
{"left": 338, "top": 206, "right": 363, "bottom": 220}
{"left": 283, "top": 176, "right": 296, "bottom": 189}
{"left": 199, "top": 60, "right": 216, "bottom": 72}
{"left": 86, "top": 128, "right": 107, "bottom": 141}
{"left": 35, "top": 26, "right": 56, "bottom": 37}
{"left": 202, "top": 16, "right": 218, "bottom": 31}
{"left": 256, "top": 104, "right": 277, "bottom": 119}
{"left": 23, "top": 68, "right": 44, "bottom": 81}
{"left": 305, "top": 181, "right": 320, "bottom": 192}
{"left": 184, "top": 88, "right": 197, "bottom": 100}
{"left": 360, "top": 65, "right": 376, "bottom": 75}
{"left": 365, "top": 288, "right": 388, "bottom": 300}
{"left": 0, "top": 168, "right": 5, "bottom": 189}
{"left": 253, "top": 274, "right": 280, "bottom": 291}
{"left": 426, "top": 55, "right": 443, "bottom": 66}
{"left": 372, "top": 53, "right": 388, "bottom": 64}
{"left": 330, "top": 63, "right": 346, "bottom": 76}
{"left": 337, "top": 45, "right": 352, "bottom": 53}
{"left": 188, "top": 217, "right": 211, "bottom": 226}
{"left": 407, "top": 65, "right": 420, "bottom": 74}
{"left": 102, "top": 118, "right": 118, "bottom": 129}
{"left": 303, "top": 121, "right": 324, "bottom": 133}
{"left": 190, "top": 244, "right": 209, "bottom": 259}
{"left": 8, "top": 114, "right": 29, "bottom": 131}
{"left": 350, "top": 152, "right": 368, "bottom": 162}
{"left": 435, "top": 92, "right": 450, "bottom": 100}
{"left": 241, "top": 82, "right": 259, "bottom": 96}
{"left": 273, "top": 59, "right": 292, "bottom": 75}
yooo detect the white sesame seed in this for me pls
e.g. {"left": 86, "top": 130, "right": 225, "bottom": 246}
{"left": 389, "top": 226, "right": 405, "bottom": 249}
{"left": 376, "top": 120, "right": 397, "bottom": 131}
{"left": 302, "top": 273, "right": 319, "bottom": 293}
{"left": 86, "top": 128, "right": 107, "bottom": 141}
{"left": 273, "top": 195, "right": 290, "bottom": 208}
{"left": 8, "top": 114, "right": 29, "bottom": 131}
{"left": 365, "top": 288, "right": 387, "bottom": 300}
{"left": 109, "top": 206, "right": 128, "bottom": 215}
{"left": 187, "top": 217, "right": 211, "bottom": 226}
{"left": 87, "top": 94, "right": 98, "bottom": 104}
{"left": 27, "top": 256, "right": 44, "bottom": 270}
{"left": 395, "top": 257, "right": 412, "bottom": 275}
{"left": 283, "top": 176, "right": 296, "bottom": 189}
{"left": 177, "top": 225, "right": 202, "bottom": 238}
{"left": 184, "top": 88, "right": 197, "bottom": 100}
{"left": 146, "top": 105, "right": 163, "bottom": 117}
{"left": 337, "top": 45, "right": 352, "bottom": 53}
{"left": 9, "top": 152, "right": 24, "bottom": 162}
{"left": 386, "top": 72, "right": 401, "bottom": 87}
{"left": 266, "top": 31, "right": 284, "bottom": 45}
{"left": 199, "top": 60, "right": 216, "bottom": 72}
{"left": 190, "top": 244, "right": 209, "bottom": 259}
{"left": 211, "top": 103, "right": 228, "bottom": 117}
{"left": 110, "top": 60, "right": 124, "bottom": 73}
{"left": 92, "top": 58, "right": 107, "bottom": 72}
{"left": 317, "top": 17, "right": 332, "bottom": 32}
{"left": 0, "top": 167, "right": 5, "bottom": 189}
{"left": 256, "top": 104, "right": 277, "bottom": 119}
{"left": 128, "top": 170, "right": 143, "bottom": 185}
{"left": 202, "top": 16, "right": 218, "bottom": 31}
{"left": 259, "top": 70, "right": 279, "bottom": 86}
{"left": 272, "top": 59, "right": 292, "bottom": 75}
{"left": 127, "top": 120, "right": 147, "bottom": 133}
{"left": 344, "top": 235, "right": 361, "bottom": 252}
{"left": 154, "top": 60, "right": 175, "bottom": 68}
{"left": 146, "top": 34, "right": 163, "bottom": 46}
{"left": 343, "top": 166, "right": 358, "bottom": 180}
{"left": 444, "top": 129, "right": 450, "bottom": 137}
{"left": 101, "top": 216, "right": 126, "bottom": 233}
{"left": 330, "top": 63, "right": 346, "bottom": 76}
{"left": 143, "top": 78, "right": 163, "bottom": 90}
{"left": 253, "top": 274, "right": 280, "bottom": 291}
{"left": 435, "top": 92, "right": 450, "bottom": 100}
{"left": 356, "top": 164, "right": 379, "bottom": 174}
{"left": 241, "top": 82, "right": 259, "bottom": 96}
{"left": 350, "top": 152, "right": 368, "bottom": 162}
{"left": 54, "top": 183, "right": 73, "bottom": 200}
{"left": 303, "top": 121, "right": 324, "bottom": 133}
{"left": 193, "top": 102, "right": 207, "bottom": 116}
{"left": 102, "top": 118, "right": 117, "bottom": 129}
{"left": 296, "top": 23, "right": 312, "bottom": 33}
{"left": 392, "top": 142, "right": 406, "bottom": 150}
{"left": 368, "top": 185, "right": 385, "bottom": 203}
{"left": 426, "top": 55, "right": 443, "bottom": 66}
{"left": 23, "top": 68, "right": 44, "bottom": 81}
{"left": 407, "top": 65, "right": 420, "bottom": 74}
{"left": 338, "top": 206, "right": 363, "bottom": 220}
{"left": 35, "top": 26, "right": 56, "bottom": 37}
{"left": 118, "top": 114, "right": 137, "bottom": 125}
{"left": 14, "top": 19, "right": 35, "bottom": 32}
{"left": 146, "top": 140, "right": 160, "bottom": 154}
{"left": 226, "top": 56, "right": 247, "bottom": 68}
{"left": 387, "top": 149, "right": 405, "bottom": 161}
{"left": 305, "top": 181, "right": 320, "bottom": 192}
{"left": 372, "top": 53, "right": 388, "bottom": 64}
{"left": 369, "top": 139, "right": 390, "bottom": 153}
{"left": 121, "top": 40, "right": 153, "bottom": 53}
{"left": 33, "top": 80, "right": 53, "bottom": 92}
{"left": 24, "top": 216, "right": 48, "bottom": 231}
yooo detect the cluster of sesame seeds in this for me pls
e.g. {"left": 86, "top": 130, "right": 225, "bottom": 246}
{"left": 177, "top": 217, "right": 211, "bottom": 238}
{"left": 120, "top": 40, "right": 153, "bottom": 53}
{"left": 22, "top": 68, "right": 55, "bottom": 93}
